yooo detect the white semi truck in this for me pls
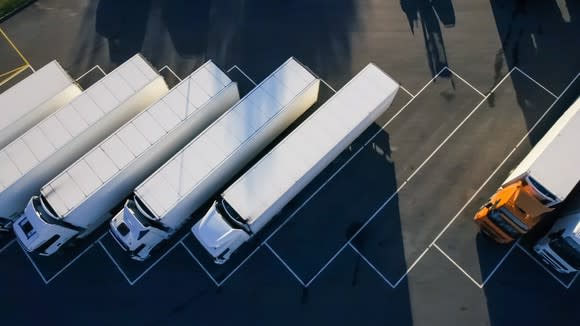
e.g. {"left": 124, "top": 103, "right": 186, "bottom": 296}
{"left": 109, "top": 58, "right": 320, "bottom": 261}
{"left": 193, "top": 64, "right": 399, "bottom": 263}
{"left": 534, "top": 209, "right": 580, "bottom": 274}
{"left": 14, "top": 61, "right": 238, "bottom": 256}
{"left": 1, "top": 54, "right": 167, "bottom": 231}
{"left": 475, "top": 96, "right": 580, "bottom": 243}
{"left": 0, "top": 60, "right": 82, "bottom": 149}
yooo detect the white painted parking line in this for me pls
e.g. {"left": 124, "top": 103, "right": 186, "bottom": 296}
{"left": 320, "top": 79, "right": 337, "bottom": 93}
{"left": 514, "top": 67, "right": 558, "bottom": 98}
{"left": 180, "top": 242, "right": 220, "bottom": 287}
{"left": 75, "top": 65, "right": 107, "bottom": 81}
{"left": 22, "top": 249, "right": 49, "bottom": 284}
{"left": 128, "top": 238, "right": 186, "bottom": 285}
{"left": 480, "top": 239, "right": 519, "bottom": 287}
{"left": 348, "top": 242, "right": 395, "bottom": 288}
{"left": 226, "top": 65, "right": 257, "bottom": 86}
{"left": 45, "top": 240, "right": 101, "bottom": 284}
{"left": 399, "top": 85, "right": 415, "bottom": 98}
{"left": 217, "top": 245, "right": 262, "bottom": 287}
{"left": 265, "top": 243, "right": 306, "bottom": 287}
{"left": 433, "top": 244, "right": 482, "bottom": 288}
{"left": 516, "top": 243, "right": 571, "bottom": 289}
{"left": 0, "top": 239, "right": 15, "bottom": 254}
{"left": 98, "top": 239, "right": 134, "bottom": 286}
{"left": 159, "top": 65, "right": 182, "bottom": 82}
{"left": 445, "top": 67, "right": 486, "bottom": 97}
{"left": 392, "top": 246, "right": 431, "bottom": 288}
{"left": 567, "top": 271, "right": 579, "bottom": 289}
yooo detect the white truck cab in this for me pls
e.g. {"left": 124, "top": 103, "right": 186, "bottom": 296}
{"left": 534, "top": 211, "right": 580, "bottom": 274}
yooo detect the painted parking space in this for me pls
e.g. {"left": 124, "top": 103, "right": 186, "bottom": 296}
{"left": 432, "top": 69, "right": 561, "bottom": 285}
{"left": 267, "top": 70, "right": 483, "bottom": 283}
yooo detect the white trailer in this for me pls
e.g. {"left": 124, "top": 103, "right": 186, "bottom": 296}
{"left": 1, "top": 54, "right": 167, "bottom": 231}
{"left": 193, "top": 64, "right": 399, "bottom": 263}
{"left": 534, "top": 210, "right": 580, "bottom": 274}
{"left": 109, "top": 58, "right": 320, "bottom": 261}
{"left": 503, "top": 96, "right": 580, "bottom": 207}
{"left": 14, "top": 61, "right": 238, "bottom": 256}
{"left": 0, "top": 61, "right": 82, "bottom": 149}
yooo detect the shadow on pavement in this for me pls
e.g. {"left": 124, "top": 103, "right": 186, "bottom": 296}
{"left": 400, "top": 0, "right": 455, "bottom": 79}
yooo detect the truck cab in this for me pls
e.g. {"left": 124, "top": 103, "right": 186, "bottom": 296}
{"left": 475, "top": 178, "right": 554, "bottom": 243}
{"left": 191, "top": 198, "right": 250, "bottom": 264}
{"left": 109, "top": 195, "right": 171, "bottom": 261}
{"left": 534, "top": 211, "right": 580, "bottom": 274}
{"left": 13, "top": 196, "right": 78, "bottom": 255}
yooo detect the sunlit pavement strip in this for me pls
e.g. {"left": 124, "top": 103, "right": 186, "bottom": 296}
{"left": 5, "top": 63, "right": 578, "bottom": 290}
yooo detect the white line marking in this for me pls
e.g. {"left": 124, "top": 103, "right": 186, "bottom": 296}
{"left": 96, "top": 65, "right": 106, "bottom": 76}
{"left": 98, "top": 240, "right": 134, "bottom": 286}
{"left": 434, "top": 244, "right": 483, "bottom": 288}
{"left": 399, "top": 85, "right": 415, "bottom": 98}
{"left": 349, "top": 243, "right": 394, "bottom": 288}
{"left": 514, "top": 67, "right": 558, "bottom": 98}
{"left": 567, "top": 271, "right": 579, "bottom": 289}
{"left": 130, "top": 239, "right": 184, "bottom": 285}
{"left": 392, "top": 246, "right": 431, "bottom": 288}
{"left": 320, "top": 79, "right": 337, "bottom": 93}
{"left": 265, "top": 243, "right": 305, "bottom": 286}
{"left": 45, "top": 242, "right": 98, "bottom": 284}
{"left": 305, "top": 242, "right": 349, "bottom": 287}
{"left": 180, "top": 242, "right": 220, "bottom": 287}
{"left": 75, "top": 65, "right": 99, "bottom": 81}
{"left": 517, "top": 243, "right": 570, "bottom": 289}
{"left": 43, "top": 232, "right": 107, "bottom": 284}
{"left": 445, "top": 67, "right": 486, "bottom": 97}
{"left": 159, "top": 65, "right": 182, "bottom": 82}
{"left": 0, "top": 239, "right": 15, "bottom": 254}
{"left": 21, "top": 249, "right": 48, "bottom": 284}
{"left": 227, "top": 65, "right": 257, "bottom": 86}
{"left": 27, "top": 65, "right": 35, "bottom": 73}
{"left": 481, "top": 240, "right": 519, "bottom": 287}
{"left": 217, "top": 245, "right": 262, "bottom": 286}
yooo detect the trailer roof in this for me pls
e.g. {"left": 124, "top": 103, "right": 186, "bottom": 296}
{"left": 0, "top": 61, "right": 76, "bottom": 134}
{"left": 223, "top": 64, "right": 398, "bottom": 224}
{"left": 0, "top": 55, "right": 158, "bottom": 193}
{"left": 135, "top": 58, "right": 317, "bottom": 219}
{"left": 41, "top": 61, "right": 232, "bottom": 218}
{"left": 509, "top": 96, "right": 580, "bottom": 201}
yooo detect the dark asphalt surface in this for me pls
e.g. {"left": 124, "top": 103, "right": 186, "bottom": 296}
{"left": 0, "top": 1, "right": 579, "bottom": 325}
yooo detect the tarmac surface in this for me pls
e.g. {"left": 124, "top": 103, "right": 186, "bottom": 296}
{"left": 0, "top": 1, "right": 579, "bottom": 325}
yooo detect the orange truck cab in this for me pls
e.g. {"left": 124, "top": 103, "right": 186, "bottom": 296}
{"left": 475, "top": 180, "right": 553, "bottom": 243}
{"left": 474, "top": 96, "right": 580, "bottom": 244}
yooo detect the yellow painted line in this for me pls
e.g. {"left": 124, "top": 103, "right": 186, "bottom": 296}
{"left": 0, "top": 64, "right": 29, "bottom": 87}
{"left": 0, "top": 64, "right": 27, "bottom": 78}
{"left": 0, "top": 27, "right": 32, "bottom": 69}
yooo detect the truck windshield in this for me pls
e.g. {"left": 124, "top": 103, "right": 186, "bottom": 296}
{"left": 128, "top": 198, "right": 171, "bottom": 232}
{"left": 216, "top": 197, "right": 246, "bottom": 230}
{"left": 549, "top": 236, "right": 580, "bottom": 269}
{"left": 488, "top": 210, "right": 520, "bottom": 239}
{"left": 499, "top": 207, "right": 528, "bottom": 231}
{"left": 34, "top": 196, "right": 59, "bottom": 223}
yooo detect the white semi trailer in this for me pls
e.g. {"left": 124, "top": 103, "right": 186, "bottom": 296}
{"left": 14, "top": 61, "right": 238, "bottom": 256}
{"left": 110, "top": 58, "right": 320, "bottom": 261}
{"left": 0, "top": 60, "right": 82, "bottom": 149}
{"left": 193, "top": 64, "right": 399, "bottom": 263}
{"left": 0, "top": 54, "right": 168, "bottom": 231}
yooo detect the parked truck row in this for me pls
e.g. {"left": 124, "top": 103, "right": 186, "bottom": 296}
{"left": 1, "top": 52, "right": 577, "bottom": 275}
